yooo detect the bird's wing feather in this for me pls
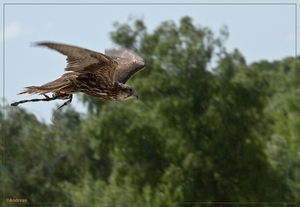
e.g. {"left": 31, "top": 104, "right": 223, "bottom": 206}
{"left": 105, "top": 47, "right": 145, "bottom": 84}
{"left": 35, "top": 42, "right": 118, "bottom": 73}
{"left": 35, "top": 42, "right": 118, "bottom": 87}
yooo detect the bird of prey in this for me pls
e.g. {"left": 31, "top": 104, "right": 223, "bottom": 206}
{"left": 11, "top": 42, "right": 146, "bottom": 112}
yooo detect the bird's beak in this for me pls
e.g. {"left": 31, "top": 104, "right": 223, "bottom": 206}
{"left": 124, "top": 90, "right": 138, "bottom": 100}
{"left": 134, "top": 91, "right": 139, "bottom": 99}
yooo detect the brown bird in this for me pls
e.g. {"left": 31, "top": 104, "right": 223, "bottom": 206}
{"left": 11, "top": 42, "right": 146, "bottom": 112}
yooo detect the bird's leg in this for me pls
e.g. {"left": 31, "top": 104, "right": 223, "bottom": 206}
{"left": 55, "top": 94, "right": 73, "bottom": 111}
{"left": 51, "top": 94, "right": 73, "bottom": 123}
{"left": 11, "top": 94, "right": 59, "bottom": 106}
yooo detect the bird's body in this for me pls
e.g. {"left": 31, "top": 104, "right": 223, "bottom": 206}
{"left": 11, "top": 42, "right": 146, "bottom": 110}
{"left": 22, "top": 71, "right": 135, "bottom": 101}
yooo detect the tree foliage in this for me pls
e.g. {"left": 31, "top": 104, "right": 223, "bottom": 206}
{"left": 1, "top": 16, "right": 298, "bottom": 206}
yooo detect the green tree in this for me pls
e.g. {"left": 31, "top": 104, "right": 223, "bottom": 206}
{"left": 78, "top": 16, "right": 295, "bottom": 205}
{"left": 1, "top": 105, "right": 86, "bottom": 206}
{"left": 261, "top": 57, "right": 300, "bottom": 200}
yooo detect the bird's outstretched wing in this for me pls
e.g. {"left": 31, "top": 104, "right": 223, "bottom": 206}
{"left": 105, "top": 47, "right": 146, "bottom": 84}
{"left": 35, "top": 42, "right": 117, "bottom": 85}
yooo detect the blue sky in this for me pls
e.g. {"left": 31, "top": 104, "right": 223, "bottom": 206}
{"left": 1, "top": 1, "right": 298, "bottom": 123}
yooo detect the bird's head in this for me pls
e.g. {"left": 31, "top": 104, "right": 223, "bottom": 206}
{"left": 117, "top": 83, "right": 138, "bottom": 100}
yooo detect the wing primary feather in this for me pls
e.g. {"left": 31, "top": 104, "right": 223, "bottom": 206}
{"left": 34, "top": 42, "right": 117, "bottom": 72}
{"left": 105, "top": 46, "right": 145, "bottom": 83}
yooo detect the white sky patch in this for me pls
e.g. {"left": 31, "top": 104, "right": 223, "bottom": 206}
{"left": 1, "top": 22, "right": 23, "bottom": 41}
{"left": 285, "top": 32, "right": 298, "bottom": 43}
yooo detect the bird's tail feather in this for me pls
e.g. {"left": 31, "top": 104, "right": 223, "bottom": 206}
{"left": 18, "top": 78, "right": 71, "bottom": 95}
{"left": 17, "top": 86, "right": 62, "bottom": 95}
{"left": 18, "top": 86, "right": 45, "bottom": 95}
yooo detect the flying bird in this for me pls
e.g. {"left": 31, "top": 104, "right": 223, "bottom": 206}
{"left": 11, "top": 42, "right": 146, "bottom": 112}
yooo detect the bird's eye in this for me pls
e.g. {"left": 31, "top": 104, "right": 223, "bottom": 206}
{"left": 129, "top": 88, "right": 133, "bottom": 92}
